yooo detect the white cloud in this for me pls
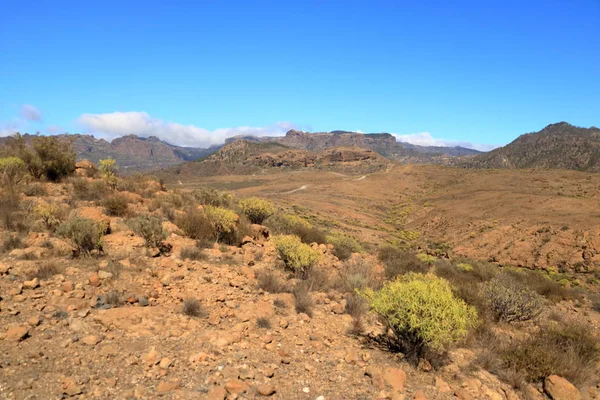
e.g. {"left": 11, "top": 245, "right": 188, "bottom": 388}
{"left": 392, "top": 131, "right": 497, "bottom": 152}
{"left": 76, "top": 111, "right": 295, "bottom": 148}
{"left": 20, "top": 104, "right": 42, "bottom": 121}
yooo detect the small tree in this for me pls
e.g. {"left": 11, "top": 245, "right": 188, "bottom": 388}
{"left": 238, "top": 197, "right": 275, "bottom": 224}
{"left": 32, "top": 136, "right": 76, "bottom": 181}
{"left": 272, "top": 235, "right": 321, "bottom": 278}
{"left": 99, "top": 158, "right": 119, "bottom": 190}
{"left": 361, "top": 273, "right": 478, "bottom": 358}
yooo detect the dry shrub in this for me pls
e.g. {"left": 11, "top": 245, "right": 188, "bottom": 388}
{"left": 57, "top": 217, "right": 104, "bottom": 257}
{"left": 502, "top": 268, "right": 578, "bottom": 303}
{"left": 0, "top": 190, "right": 21, "bottom": 230}
{"left": 28, "top": 263, "right": 60, "bottom": 280}
{"left": 293, "top": 283, "right": 313, "bottom": 317}
{"left": 483, "top": 276, "right": 545, "bottom": 322}
{"left": 22, "top": 183, "right": 47, "bottom": 197}
{"left": 378, "top": 246, "right": 428, "bottom": 278}
{"left": 256, "top": 269, "right": 288, "bottom": 293}
{"left": 336, "top": 257, "right": 377, "bottom": 293}
{"left": 127, "top": 215, "right": 166, "bottom": 248}
{"left": 480, "top": 323, "right": 600, "bottom": 387}
{"left": 72, "top": 178, "right": 109, "bottom": 201}
{"left": 180, "top": 246, "right": 207, "bottom": 261}
{"left": 102, "top": 194, "right": 130, "bottom": 217}
{"left": 328, "top": 234, "right": 363, "bottom": 261}
{"left": 1, "top": 234, "right": 24, "bottom": 253}
{"left": 256, "top": 317, "right": 271, "bottom": 329}
{"left": 192, "top": 187, "right": 232, "bottom": 208}
{"left": 345, "top": 292, "right": 368, "bottom": 322}
{"left": 177, "top": 209, "right": 215, "bottom": 246}
{"left": 295, "top": 224, "right": 328, "bottom": 245}
{"left": 104, "top": 291, "right": 121, "bottom": 306}
{"left": 182, "top": 298, "right": 205, "bottom": 317}
{"left": 303, "top": 267, "right": 331, "bottom": 292}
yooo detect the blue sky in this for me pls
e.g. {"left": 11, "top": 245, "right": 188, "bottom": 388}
{"left": 1, "top": 0, "right": 598, "bottom": 149}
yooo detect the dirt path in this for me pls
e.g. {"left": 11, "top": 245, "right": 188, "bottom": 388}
{"left": 281, "top": 184, "right": 309, "bottom": 194}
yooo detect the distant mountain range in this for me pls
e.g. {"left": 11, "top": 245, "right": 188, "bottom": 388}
{"left": 458, "top": 122, "right": 600, "bottom": 172}
{"left": 2, "top": 122, "right": 599, "bottom": 173}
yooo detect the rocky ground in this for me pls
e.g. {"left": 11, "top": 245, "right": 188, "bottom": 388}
{"left": 1, "top": 174, "right": 599, "bottom": 400}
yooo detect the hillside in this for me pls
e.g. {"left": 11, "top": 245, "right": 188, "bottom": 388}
{"left": 168, "top": 140, "right": 390, "bottom": 178}
{"left": 460, "top": 122, "right": 600, "bottom": 171}
{"left": 0, "top": 134, "right": 214, "bottom": 172}
{"left": 229, "top": 129, "right": 481, "bottom": 160}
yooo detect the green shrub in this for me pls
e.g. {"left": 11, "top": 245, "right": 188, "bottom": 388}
{"left": 127, "top": 215, "right": 166, "bottom": 248}
{"left": 272, "top": 235, "right": 321, "bottom": 278}
{"left": 34, "top": 201, "right": 66, "bottom": 231}
{"left": 361, "top": 273, "right": 478, "bottom": 357}
{"left": 483, "top": 276, "right": 545, "bottom": 322}
{"left": 204, "top": 205, "right": 238, "bottom": 242}
{"left": 192, "top": 187, "right": 232, "bottom": 207}
{"left": 238, "top": 197, "right": 275, "bottom": 224}
{"left": 0, "top": 157, "right": 27, "bottom": 186}
{"left": 176, "top": 209, "right": 215, "bottom": 246}
{"left": 31, "top": 135, "right": 76, "bottom": 181}
{"left": 56, "top": 217, "right": 104, "bottom": 256}
{"left": 378, "top": 246, "right": 428, "bottom": 278}
{"left": 99, "top": 158, "right": 119, "bottom": 190}
{"left": 264, "top": 213, "right": 327, "bottom": 244}
{"left": 102, "top": 194, "right": 129, "bottom": 217}
{"left": 328, "top": 234, "right": 363, "bottom": 261}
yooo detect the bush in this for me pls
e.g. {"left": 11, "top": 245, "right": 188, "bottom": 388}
{"left": 127, "top": 215, "right": 166, "bottom": 248}
{"left": 293, "top": 283, "right": 313, "bottom": 317}
{"left": 31, "top": 135, "right": 76, "bottom": 181}
{"left": 495, "top": 324, "right": 599, "bottom": 386}
{"left": 204, "top": 205, "right": 238, "bottom": 242}
{"left": 264, "top": 213, "right": 327, "bottom": 244}
{"left": 71, "top": 178, "right": 109, "bottom": 201}
{"left": 0, "top": 157, "right": 27, "bottom": 187}
{"left": 0, "top": 190, "right": 21, "bottom": 229}
{"left": 256, "top": 269, "right": 288, "bottom": 293}
{"left": 99, "top": 158, "right": 119, "bottom": 190}
{"left": 34, "top": 201, "right": 66, "bottom": 231}
{"left": 336, "top": 257, "right": 377, "bottom": 293}
{"left": 273, "top": 235, "right": 321, "bottom": 278}
{"left": 361, "top": 273, "right": 478, "bottom": 358}
{"left": 502, "top": 268, "right": 575, "bottom": 303}
{"left": 180, "top": 246, "right": 207, "bottom": 261}
{"left": 182, "top": 298, "right": 205, "bottom": 317}
{"left": 1, "top": 234, "right": 24, "bottom": 253}
{"left": 328, "top": 234, "right": 363, "bottom": 261}
{"left": 483, "top": 276, "right": 545, "bottom": 322}
{"left": 23, "top": 183, "right": 47, "bottom": 197}
{"left": 103, "top": 195, "right": 129, "bottom": 217}
{"left": 238, "top": 197, "right": 275, "bottom": 224}
{"left": 28, "top": 263, "right": 60, "bottom": 280}
{"left": 56, "top": 217, "right": 104, "bottom": 256}
{"left": 378, "top": 246, "right": 429, "bottom": 278}
{"left": 192, "top": 187, "right": 232, "bottom": 207}
{"left": 177, "top": 209, "right": 215, "bottom": 246}
{"left": 256, "top": 317, "right": 271, "bottom": 329}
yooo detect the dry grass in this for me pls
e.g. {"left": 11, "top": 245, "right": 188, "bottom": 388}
{"left": 182, "top": 297, "right": 205, "bottom": 317}
{"left": 336, "top": 257, "right": 377, "bottom": 293}
{"left": 256, "top": 269, "right": 288, "bottom": 293}
{"left": 102, "top": 194, "right": 130, "bottom": 217}
{"left": 378, "top": 246, "right": 429, "bottom": 278}
{"left": 293, "top": 283, "right": 313, "bottom": 317}
{"left": 28, "top": 263, "right": 60, "bottom": 280}
{"left": 256, "top": 317, "right": 271, "bottom": 329}
{"left": 180, "top": 246, "right": 207, "bottom": 261}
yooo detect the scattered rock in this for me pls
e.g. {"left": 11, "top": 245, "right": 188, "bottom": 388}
{"left": 23, "top": 278, "right": 40, "bottom": 290}
{"left": 61, "top": 377, "right": 84, "bottom": 396}
{"left": 5, "top": 326, "right": 29, "bottom": 342}
{"left": 81, "top": 335, "right": 101, "bottom": 346}
{"left": 383, "top": 367, "right": 406, "bottom": 392}
{"left": 544, "top": 375, "right": 581, "bottom": 400}
{"left": 257, "top": 384, "right": 277, "bottom": 396}
{"left": 225, "top": 379, "right": 248, "bottom": 395}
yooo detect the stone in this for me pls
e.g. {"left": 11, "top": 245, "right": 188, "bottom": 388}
{"left": 365, "top": 366, "right": 385, "bottom": 390}
{"left": 23, "top": 278, "right": 40, "bottom": 289}
{"left": 81, "top": 335, "right": 101, "bottom": 346}
{"left": 62, "top": 377, "right": 84, "bottom": 396}
{"left": 156, "top": 380, "right": 178, "bottom": 393}
{"left": 62, "top": 281, "right": 74, "bottom": 292}
{"left": 159, "top": 357, "right": 172, "bottom": 369}
{"left": 383, "top": 367, "right": 406, "bottom": 392}
{"left": 225, "top": 379, "right": 248, "bottom": 395}
{"left": 207, "top": 386, "right": 227, "bottom": 400}
{"left": 89, "top": 273, "right": 101, "bottom": 287}
{"left": 544, "top": 375, "right": 581, "bottom": 400}
{"left": 344, "top": 350, "right": 359, "bottom": 364}
{"left": 434, "top": 376, "right": 451, "bottom": 393}
{"left": 413, "top": 390, "right": 428, "bottom": 400}
{"left": 97, "top": 270, "right": 113, "bottom": 280}
{"left": 257, "top": 384, "right": 277, "bottom": 396}
{"left": 27, "top": 316, "right": 41, "bottom": 327}
{"left": 141, "top": 348, "right": 161, "bottom": 366}
{"left": 523, "top": 384, "right": 545, "bottom": 400}
{"left": 5, "top": 326, "right": 29, "bottom": 342}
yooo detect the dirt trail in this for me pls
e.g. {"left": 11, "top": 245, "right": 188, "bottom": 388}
{"left": 281, "top": 185, "right": 308, "bottom": 194}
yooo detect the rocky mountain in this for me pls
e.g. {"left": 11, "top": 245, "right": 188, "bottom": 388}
{"left": 459, "top": 122, "right": 600, "bottom": 171}
{"left": 168, "top": 140, "right": 390, "bottom": 177}
{"left": 228, "top": 129, "right": 481, "bottom": 160}
{"left": 0, "top": 133, "right": 215, "bottom": 171}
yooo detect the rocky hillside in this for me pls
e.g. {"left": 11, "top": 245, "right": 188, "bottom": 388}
{"left": 459, "top": 122, "right": 600, "bottom": 171}
{"left": 170, "top": 140, "right": 390, "bottom": 177}
{"left": 0, "top": 134, "right": 214, "bottom": 172}
{"left": 229, "top": 130, "right": 481, "bottom": 160}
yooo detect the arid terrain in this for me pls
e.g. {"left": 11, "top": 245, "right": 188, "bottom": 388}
{"left": 1, "top": 135, "right": 600, "bottom": 400}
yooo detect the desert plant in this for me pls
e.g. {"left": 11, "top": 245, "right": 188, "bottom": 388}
{"left": 483, "top": 276, "right": 545, "bottom": 322}
{"left": 176, "top": 209, "right": 215, "bottom": 246}
{"left": 0, "top": 190, "right": 21, "bottom": 229}
{"left": 378, "top": 246, "right": 429, "bottom": 278}
{"left": 293, "top": 283, "right": 314, "bottom": 317}
{"left": 102, "top": 194, "right": 129, "bottom": 217}
{"left": 180, "top": 246, "right": 207, "bottom": 261}
{"left": 99, "top": 157, "right": 119, "bottom": 190}
{"left": 361, "top": 273, "right": 478, "bottom": 358}
{"left": 31, "top": 136, "right": 76, "bottom": 181}
{"left": 56, "top": 217, "right": 104, "bottom": 256}
{"left": 238, "top": 197, "right": 275, "bottom": 224}
{"left": 1, "top": 234, "right": 24, "bottom": 253}
{"left": 272, "top": 235, "right": 321, "bottom": 278}
{"left": 264, "top": 213, "right": 327, "bottom": 244}
{"left": 182, "top": 297, "right": 204, "bottom": 317}
{"left": 27, "top": 263, "right": 60, "bottom": 280}
{"left": 256, "top": 269, "right": 288, "bottom": 293}
{"left": 0, "top": 157, "right": 27, "bottom": 187}
{"left": 127, "top": 215, "right": 166, "bottom": 248}
{"left": 328, "top": 234, "right": 363, "bottom": 261}
{"left": 192, "top": 187, "right": 232, "bottom": 207}
{"left": 256, "top": 317, "right": 272, "bottom": 329}
{"left": 22, "top": 182, "right": 47, "bottom": 197}
{"left": 34, "top": 201, "right": 66, "bottom": 231}
{"left": 336, "top": 257, "right": 377, "bottom": 293}
{"left": 71, "top": 178, "right": 109, "bottom": 201}
{"left": 204, "top": 205, "right": 238, "bottom": 242}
